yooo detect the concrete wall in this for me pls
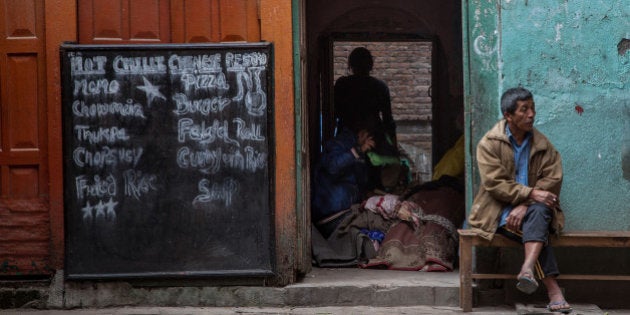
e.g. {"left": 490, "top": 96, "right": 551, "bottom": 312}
{"left": 464, "top": 0, "right": 630, "bottom": 230}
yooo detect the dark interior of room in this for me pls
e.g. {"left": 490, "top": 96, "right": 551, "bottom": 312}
{"left": 304, "top": 0, "right": 465, "bottom": 269}
{"left": 305, "top": 0, "right": 464, "bottom": 190}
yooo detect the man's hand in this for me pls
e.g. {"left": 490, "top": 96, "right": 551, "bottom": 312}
{"left": 506, "top": 204, "right": 528, "bottom": 231}
{"left": 357, "top": 130, "right": 375, "bottom": 153}
{"left": 529, "top": 189, "right": 559, "bottom": 208}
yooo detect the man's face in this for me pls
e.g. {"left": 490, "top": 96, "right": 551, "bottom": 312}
{"left": 506, "top": 98, "right": 536, "bottom": 135}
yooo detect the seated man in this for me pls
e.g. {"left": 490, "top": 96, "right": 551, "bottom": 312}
{"left": 467, "top": 87, "right": 572, "bottom": 313}
{"left": 311, "top": 126, "right": 375, "bottom": 238}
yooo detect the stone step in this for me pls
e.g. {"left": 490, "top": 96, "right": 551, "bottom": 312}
{"left": 60, "top": 267, "right": 461, "bottom": 308}
{"left": 0, "top": 268, "right": 622, "bottom": 314}
{"left": 284, "top": 267, "right": 460, "bottom": 307}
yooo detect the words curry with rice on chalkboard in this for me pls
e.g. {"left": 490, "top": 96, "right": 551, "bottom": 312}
{"left": 61, "top": 43, "right": 275, "bottom": 279}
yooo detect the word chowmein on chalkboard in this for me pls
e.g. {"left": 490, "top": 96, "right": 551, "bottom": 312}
{"left": 61, "top": 43, "right": 274, "bottom": 279}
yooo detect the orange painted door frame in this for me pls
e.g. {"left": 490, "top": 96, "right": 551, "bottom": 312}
{"left": 45, "top": 0, "right": 78, "bottom": 274}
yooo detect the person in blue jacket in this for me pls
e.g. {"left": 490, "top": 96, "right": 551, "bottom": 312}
{"left": 312, "top": 127, "right": 376, "bottom": 238}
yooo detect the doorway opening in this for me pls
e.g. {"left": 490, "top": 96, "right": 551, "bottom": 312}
{"left": 301, "top": 0, "right": 464, "bottom": 276}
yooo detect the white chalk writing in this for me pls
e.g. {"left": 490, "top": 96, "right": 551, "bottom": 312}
{"left": 72, "top": 99, "right": 146, "bottom": 119}
{"left": 222, "top": 148, "right": 245, "bottom": 172}
{"left": 123, "top": 169, "right": 158, "bottom": 200}
{"left": 73, "top": 146, "right": 143, "bottom": 168}
{"left": 233, "top": 118, "right": 265, "bottom": 141}
{"left": 244, "top": 146, "right": 267, "bottom": 172}
{"left": 113, "top": 55, "right": 167, "bottom": 74}
{"left": 168, "top": 53, "right": 222, "bottom": 75}
{"left": 70, "top": 55, "right": 107, "bottom": 76}
{"left": 181, "top": 73, "right": 229, "bottom": 91}
{"left": 172, "top": 93, "right": 231, "bottom": 115}
{"left": 177, "top": 118, "right": 239, "bottom": 146}
{"left": 81, "top": 198, "right": 118, "bottom": 222}
{"left": 225, "top": 52, "right": 268, "bottom": 69}
{"left": 75, "top": 125, "right": 130, "bottom": 144}
{"left": 74, "top": 78, "right": 120, "bottom": 96}
{"left": 192, "top": 178, "right": 239, "bottom": 208}
{"left": 176, "top": 146, "right": 267, "bottom": 174}
{"left": 75, "top": 174, "right": 117, "bottom": 200}
{"left": 66, "top": 50, "right": 270, "bottom": 223}
{"left": 177, "top": 146, "right": 223, "bottom": 174}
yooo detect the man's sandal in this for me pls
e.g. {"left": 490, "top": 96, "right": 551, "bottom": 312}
{"left": 516, "top": 271, "right": 538, "bottom": 294}
{"left": 547, "top": 300, "right": 573, "bottom": 314}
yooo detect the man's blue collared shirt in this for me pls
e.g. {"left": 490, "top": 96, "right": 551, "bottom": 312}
{"left": 499, "top": 125, "right": 532, "bottom": 227}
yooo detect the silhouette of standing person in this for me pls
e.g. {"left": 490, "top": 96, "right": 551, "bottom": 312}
{"left": 334, "top": 47, "right": 400, "bottom": 190}
{"left": 334, "top": 47, "right": 398, "bottom": 157}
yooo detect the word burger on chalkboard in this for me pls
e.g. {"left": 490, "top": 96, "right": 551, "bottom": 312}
{"left": 61, "top": 43, "right": 275, "bottom": 279}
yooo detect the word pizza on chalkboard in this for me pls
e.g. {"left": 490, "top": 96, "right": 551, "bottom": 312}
{"left": 61, "top": 43, "right": 274, "bottom": 279}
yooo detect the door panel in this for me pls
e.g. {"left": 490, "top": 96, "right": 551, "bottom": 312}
{"left": 0, "top": 0, "right": 50, "bottom": 276}
{"left": 79, "top": 0, "right": 261, "bottom": 44}
{"left": 79, "top": 0, "right": 171, "bottom": 43}
{"left": 170, "top": 0, "right": 220, "bottom": 42}
{"left": 7, "top": 55, "right": 40, "bottom": 150}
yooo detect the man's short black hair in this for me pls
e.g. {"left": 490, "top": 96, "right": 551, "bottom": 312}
{"left": 348, "top": 47, "right": 373, "bottom": 74}
{"left": 501, "top": 87, "right": 533, "bottom": 115}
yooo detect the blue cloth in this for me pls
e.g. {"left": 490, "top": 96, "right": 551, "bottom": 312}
{"left": 499, "top": 125, "right": 532, "bottom": 227}
{"left": 311, "top": 128, "right": 369, "bottom": 222}
{"left": 360, "top": 229, "right": 385, "bottom": 243}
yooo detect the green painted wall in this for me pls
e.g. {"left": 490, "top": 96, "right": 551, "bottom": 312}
{"left": 464, "top": 0, "right": 630, "bottom": 230}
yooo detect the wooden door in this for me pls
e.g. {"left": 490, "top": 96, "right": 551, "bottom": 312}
{"left": 0, "top": 0, "right": 51, "bottom": 276}
{"left": 78, "top": 0, "right": 260, "bottom": 44}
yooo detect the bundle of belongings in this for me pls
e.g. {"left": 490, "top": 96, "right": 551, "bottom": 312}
{"left": 312, "top": 175, "right": 465, "bottom": 271}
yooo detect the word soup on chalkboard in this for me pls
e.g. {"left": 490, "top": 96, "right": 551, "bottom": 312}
{"left": 61, "top": 43, "right": 274, "bottom": 279}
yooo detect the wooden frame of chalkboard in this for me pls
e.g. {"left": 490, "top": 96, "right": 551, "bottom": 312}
{"left": 60, "top": 42, "right": 275, "bottom": 280}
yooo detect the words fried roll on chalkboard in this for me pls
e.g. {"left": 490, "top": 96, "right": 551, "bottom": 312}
{"left": 61, "top": 43, "right": 274, "bottom": 279}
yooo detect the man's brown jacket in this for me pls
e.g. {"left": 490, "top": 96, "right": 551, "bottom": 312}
{"left": 468, "top": 119, "right": 564, "bottom": 241}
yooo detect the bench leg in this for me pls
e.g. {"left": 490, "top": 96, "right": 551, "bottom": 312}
{"left": 459, "top": 235, "right": 473, "bottom": 312}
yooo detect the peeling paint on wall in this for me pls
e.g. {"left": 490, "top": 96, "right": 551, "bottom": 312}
{"left": 623, "top": 102, "right": 630, "bottom": 181}
{"left": 618, "top": 38, "right": 630, "bottom": 56}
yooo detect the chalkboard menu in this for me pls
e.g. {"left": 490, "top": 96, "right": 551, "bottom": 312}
{"left": 61, "top": 43, "right": 275, "bottom": 279}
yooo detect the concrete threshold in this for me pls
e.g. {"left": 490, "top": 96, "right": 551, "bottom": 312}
{"left": 287, "top": 267, "right": 460, "bottom": 307}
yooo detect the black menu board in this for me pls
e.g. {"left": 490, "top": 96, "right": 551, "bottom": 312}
{"left": 61, "top": 43, "right": 274, "bottom": 279}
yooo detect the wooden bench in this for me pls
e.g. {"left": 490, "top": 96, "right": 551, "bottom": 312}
{"left": 458, "top": 229, "right": 630, "bottom": 312}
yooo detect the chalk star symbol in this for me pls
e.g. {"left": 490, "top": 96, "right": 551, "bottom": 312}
{"left": 94, "top": 200, "right": 106, "bottom": 219}
{"left": 104, "top": 198, "right": 118, "bottom": 220}
{"left": 81, "top": 201, "right": 93, "bottom": 221}
{"left": 136, "top": 76, "right": 166, "bottom": 107}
